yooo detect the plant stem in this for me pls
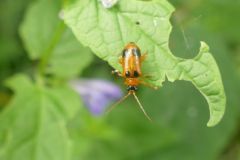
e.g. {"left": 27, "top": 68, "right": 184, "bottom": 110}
{"left": 38, "top": 22, "right": 66, "bottom": 78}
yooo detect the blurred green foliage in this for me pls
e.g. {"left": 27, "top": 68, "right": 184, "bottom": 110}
{"left": 0, "top": 0, "right": 240, "bottom": 160}
{"left": 0, "top": 75, "right": 81, "bottom": 160}
{"left": 0, "top": 0, "right": 33, "bottom": 76}
{"left": 20, "top": 0, "right": 93, "bottom": 78}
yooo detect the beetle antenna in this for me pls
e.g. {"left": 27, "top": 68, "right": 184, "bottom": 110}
{"left": 132, "top": 92, "right": 152, "bottom": 122}
{"left": 106, "top": 92, "right": 131, "bottom": 114}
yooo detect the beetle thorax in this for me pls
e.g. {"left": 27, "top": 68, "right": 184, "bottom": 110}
{"left": 125, "top": 78, "right": 139, "bottom": 87}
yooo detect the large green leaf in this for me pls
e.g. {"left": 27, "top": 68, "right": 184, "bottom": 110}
{"left": 63, "top": 0, "right": 226, "bottom": 126}
{"left": 20, "top": 0, "right": 93, "bottom": 78}
{"left": 0, "top": 75, "right": 81, "bottom": 160}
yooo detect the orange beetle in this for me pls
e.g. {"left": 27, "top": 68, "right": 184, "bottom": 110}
{"left": 108, "top": 42, "right": 157, "bottom": 121}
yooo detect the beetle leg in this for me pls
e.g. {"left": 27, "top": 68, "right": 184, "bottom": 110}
{"left": 141, "top": 52, "right": 147, "bottom": 62}
{"left": 112, "top": 70, "right": 123, "bottom": 77}
{"left": 118, "top": 56, "right": 123, "bottom": 64}
{"left": 139, "top": 80, "right": 158, "bottom": 90}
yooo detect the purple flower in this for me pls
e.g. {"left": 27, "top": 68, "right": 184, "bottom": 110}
{"left": 70, "top": 79, "right": 122, "bottom": 115}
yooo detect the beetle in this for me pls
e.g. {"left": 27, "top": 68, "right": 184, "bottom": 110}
{"left": 107, "top": 42, "right": 158, "bottom": 121}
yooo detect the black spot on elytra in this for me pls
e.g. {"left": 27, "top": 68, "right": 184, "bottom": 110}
{"left": 122, "top": 49, "right": 127, "bottom": 57}
{"left": 132, "top": 48, "right": 141, "bottom": 57}
{"left": 125, "top": 71, "right": 130, "bottom": 77}
{"left": 133, "top": 71, "right": 139, "bottom": 77}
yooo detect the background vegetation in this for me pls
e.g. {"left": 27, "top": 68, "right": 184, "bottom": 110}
{"left": 0, "top": 0, "right": 240, "bottom": 159}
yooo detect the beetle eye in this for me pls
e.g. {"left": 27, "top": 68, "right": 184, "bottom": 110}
{"left": 125, "top": 71, "right": 130, "bottom": 77}
{"left": 133, "top": 71, "right": 139, "bottom": 77}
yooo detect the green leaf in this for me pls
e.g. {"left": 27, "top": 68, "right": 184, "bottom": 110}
{"left": 63, "top": 0, "right": 226, "bottom": 126}
{"left": 20, "top": 0, "right": 93, "bottom": 78}
{"left": 167, "top": 42, "right": 226, "bottom": 127}
{"left": 0, "top": 74, "right": 81, "bottom": 160}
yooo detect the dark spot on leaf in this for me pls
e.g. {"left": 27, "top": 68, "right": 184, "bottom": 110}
{"left": 136, "top": 21, "right": 140, "bottom": 25}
